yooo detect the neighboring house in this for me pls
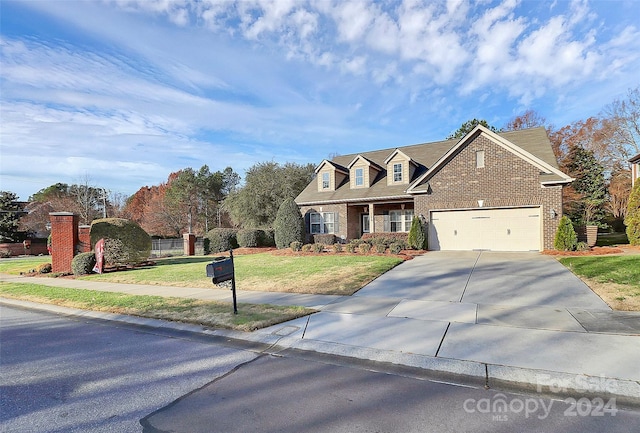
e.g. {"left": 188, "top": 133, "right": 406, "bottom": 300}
{"left": 295, "top": 125, "right": 573, "bottom": 252}
{"left": 631, "top": 153, "right": 640, "bottom": 187}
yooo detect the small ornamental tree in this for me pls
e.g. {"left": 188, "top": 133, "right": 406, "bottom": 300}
{"left": 407, "top": 216, "right": 427, "bottom": 250}
{"left": 274, "top": 198, "right": 305, "bottom": 249}
{"left": 554, "top": 216, "right": 578, "bottom": 251}
{"left": 625, "top": 182, "right": 640, "bottom": 246}
{"left": 90, "top": 218, "right": 151, "bottom": 266}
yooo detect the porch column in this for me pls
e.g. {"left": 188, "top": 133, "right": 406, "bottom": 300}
{"left": 368, "top": 203, "right": 375, "bottom": 233}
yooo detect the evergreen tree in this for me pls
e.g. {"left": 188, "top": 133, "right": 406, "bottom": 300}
{"left": 407, "top": 216, "right": 427, "bottom": 250}
{"left": 563, "top": 145, "right": 608, "bottom": 227}
{"left": 625, "top": 182, "right": 640, "bottom": 245}
{"left": 0, "top": 191, "right": 24, "bottom": 242}
{"left": 274, "top": 198, "right": 305, "bottom": 249}
{"left": 447, "top": 119, "right": 500, "bottom": 139}
{"left": 554, "top": 216, "right": 578, "bottom": 251}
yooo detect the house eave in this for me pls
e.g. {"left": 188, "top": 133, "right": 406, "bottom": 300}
{"left": 297, "top": 194, "right": 413, "bottom": 206}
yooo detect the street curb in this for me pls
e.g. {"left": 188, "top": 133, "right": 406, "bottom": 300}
{"left": 2, "top": 297, "right": 639, "bottom": 407}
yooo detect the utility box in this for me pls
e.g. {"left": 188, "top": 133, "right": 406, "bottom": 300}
{"left": 206, "top": 256, "right": 234, "bottom": 284}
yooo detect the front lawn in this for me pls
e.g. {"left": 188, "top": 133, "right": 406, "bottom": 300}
{"left": 0, "top": 282, "right": 313, "bottom": 331}
{"left": 559, "top": 255, "right": 640, "bottom": 311}
{"left": 83, "top": 253, "right": 403, "bottom": 295}
{"left": 1, "top": 253, "right": 403, "bottom": 296}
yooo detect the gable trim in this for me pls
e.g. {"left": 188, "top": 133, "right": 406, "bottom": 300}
{"left": 384, "top": 149, "right": 417, "bottom": 166}
{"left": 406, "top": 125, "right": 573, "bottom": 193}
{"left": 347, "top": 155, "right": 382, "bottom": 170}
{"left": 315, "top": 159, "right": 348, "bottom": 175}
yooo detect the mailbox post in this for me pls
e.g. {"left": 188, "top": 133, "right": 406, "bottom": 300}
{"left": 206, "top": 250, "right": 238, "bottom": 314}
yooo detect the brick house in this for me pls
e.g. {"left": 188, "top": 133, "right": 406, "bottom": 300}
{"left": 631, "top": 153, "right": 640, "bottom": 187}
{"left": 295, "top": 125, "right": 573, "bottom": 251}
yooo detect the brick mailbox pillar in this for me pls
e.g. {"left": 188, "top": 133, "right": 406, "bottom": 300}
{"left": 49, "top": 212, "right": 79, "bottom": 274}
{"left": 183, "top": 233, "right": 196, "bottom": 256}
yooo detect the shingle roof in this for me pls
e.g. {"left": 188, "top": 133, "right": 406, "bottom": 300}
{"left": 296, "top": 126, "right": 566, "bottom": 205}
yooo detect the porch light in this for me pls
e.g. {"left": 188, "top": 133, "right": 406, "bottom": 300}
{"left": 550, "top": 209, "right": 558, "bottom": 219}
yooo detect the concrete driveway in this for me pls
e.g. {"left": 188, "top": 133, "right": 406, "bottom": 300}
{"left": 353, "top": 251, "right": 610, "bottom": 310}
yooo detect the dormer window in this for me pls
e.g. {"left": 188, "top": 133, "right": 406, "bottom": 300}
{"left": 393, "top": 163, "right": 403, "bottom": 182}
{"left": 322, "top": 172, "right": 330, "bottom": 189}
{"left": 355, "top": 168, "right": 364, "bottom": 186}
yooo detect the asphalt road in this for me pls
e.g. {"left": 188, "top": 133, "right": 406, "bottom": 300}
{"left": 0, "top": 306, "right": 259, "bottom": 433}
{"left": 2, "top": 306, "right": 639, "bottom": 433}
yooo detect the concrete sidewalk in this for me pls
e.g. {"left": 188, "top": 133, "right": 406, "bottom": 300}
{"left": 2, "top": 251, "right": 640, "bottom": 405}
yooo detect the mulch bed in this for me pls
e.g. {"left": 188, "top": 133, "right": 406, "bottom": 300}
{"left": 542, "top": 246, "right": 626, "bottom": 256}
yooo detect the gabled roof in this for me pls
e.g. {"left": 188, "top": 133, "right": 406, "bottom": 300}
{"left": 406, "top": 125, "right": 573, "bottom": 193}
{"left": 315, "top": 159, "right": 348, "bottom": 174}
{"left": 347, "top": 154, "right": 383, "bottom": 170}
{"left": 296, "top": 126, "right": 571, "bottom": 206}
{"left": 384, "top": 149, "right": 417, "bottom": 166}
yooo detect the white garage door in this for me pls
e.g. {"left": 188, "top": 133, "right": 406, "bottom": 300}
{"left": 429, "top": 207, "right": 541, "bottom": 251}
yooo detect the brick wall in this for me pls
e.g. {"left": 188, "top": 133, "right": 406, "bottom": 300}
{"left": 49, "top": 212, "right": 79, "bottom": 273}
{"left": 0, "top": 242, "right": 49, "bottom": 257}
{"left": 78, "top": 225, "right": 91, "bottom": 253}
{"left": 299, "top": 204, "right": 348, "bottom": 242}
{"left": 414, "top": 135, "right": 562, "bottom": 250}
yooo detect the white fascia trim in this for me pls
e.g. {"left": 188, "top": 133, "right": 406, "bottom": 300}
{"left": 384, "top": 148, "right": 415, "bottom": 165}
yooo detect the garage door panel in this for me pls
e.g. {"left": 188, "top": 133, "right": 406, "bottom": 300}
{"left": 429, "top": 208, "right": 541, "bottom": 252}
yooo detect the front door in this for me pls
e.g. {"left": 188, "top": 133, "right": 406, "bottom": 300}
{"left": 361, "top": 213, "right": 370, "bottom": 236}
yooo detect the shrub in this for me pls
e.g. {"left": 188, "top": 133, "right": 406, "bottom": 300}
{"left": 205, "top": 228, "right": 239, "bottom": 253}
{"left": 274, "top": 198, "right": 305, "bottom": 249}
{"left": 362, "top": 232, "right": 408, "bottom": 246}
{"left": 203, "top": 237, "right": 211, "bottom": 255}
{"left": 313, "top": 234, "right": 336, "bottom": 245}
{"left": 37, "top": 263, "right": 52, "bottom": 274}
{"left": 554, "top": 216, "right": 578, "bottom": 251}
{"left": 237, "top": 229, "right": 260, "bottom": 248}
{"left": 0, "top": 249, "right": 10, "bottom": 258}
{"left": 90, "top": 218, "right": 151, "bottom": 266}
{"left": 359, "top": 243, "right": 372, "bottom": 254}
{"left": 625, "top": 182, "right": 640, "bottom": 246}
{"left": 312, "top": 243, "right": 324, "bottom": 253}
{"left": 290, "top": 241, "right": 303, "bottom": 252}
{"left": 389, "top": 242, "right": 404, "bottom": 254}
{"left": 576, "top": 242, "right": 590, "bottom": 252}
{"left": 72, "top": 252, "right": 96, "bottom": 275}
{"left": 346, "top": 243, "right": 356, "bottom": 253}
{"left": 302, "top": 244, "right": 313, "bottom": 252}
{"left": 332, "top": 243, "right": 343, "bottom": 253}
{"left": 258, "top": 229, "right": 276, "bottom": 247}
{"left": 375, "top": 243, "right": 387, "bottom": 253}
{"left": 407, "top": 216, "right": 427, "bottom": 250}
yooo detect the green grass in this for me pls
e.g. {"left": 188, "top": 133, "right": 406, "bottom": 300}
{"left": 596, "top": 232, "right": 629, "bottom": 247}
{"left": 0, "top": 282, "right": 313, "bottom": 331}
{"left": 0, "top": 253, "right": 403, "bottom": 295}
{"left": 79, "top": 253, "right": 403, "bottom": 295}
{"left": 559, "top": 256, "right": 640, "bottom": 288}
{"left": 0, "top": 256, "right": 52, "bottom": 275}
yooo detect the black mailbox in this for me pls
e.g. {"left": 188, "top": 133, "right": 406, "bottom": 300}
{"left": 206, "top": 256, "right": 234, "bottom": 284}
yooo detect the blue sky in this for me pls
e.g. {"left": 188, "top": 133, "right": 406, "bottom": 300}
{"left": 1, "top": 0, "right": 639, "bottom": 201}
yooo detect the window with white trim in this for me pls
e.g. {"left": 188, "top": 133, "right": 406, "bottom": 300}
{"left": 355, "top": 168, "right": 364, "bottom": 186}
{"left": 310, "top": 212, "right": 338, "bottom": 234}
{"left": 322, "top": 172, "right": 330, "bottom": 189}
{"left": 389, "top": 210, "right": 413, "bottom": 232}
{"left": 393, "top": 163, "right": 403, "bottom": 182}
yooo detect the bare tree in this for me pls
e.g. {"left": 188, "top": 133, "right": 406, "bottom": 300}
{"left": 601, "top": 86, "right": 640, "bottom": 163}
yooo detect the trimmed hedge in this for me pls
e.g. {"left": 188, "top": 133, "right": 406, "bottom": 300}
{"left": 90, "top": 218, "right": 151, "bottom": 266}
{"left": 361, "top": 232, "right": 408, "bottom": 246}
{"left": 290, "top": 241, "right": 303, "bottom": 252}
{"left": 237, "top": 229, "right": 260, "bottom": 248}
{"left": 407, "top": 216, "right": 427, "bottom": 250}
{"left": 72, "top": 252, "right": 96, "bottom": 275}
{"left": 258, "top": 229, "right": 276, "bottom": 247}
{"left": 313, "top": 234, "right": 336, "bottom": 245}
{"left": 206, "top": 228, "right": 238, "bottom": 253}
